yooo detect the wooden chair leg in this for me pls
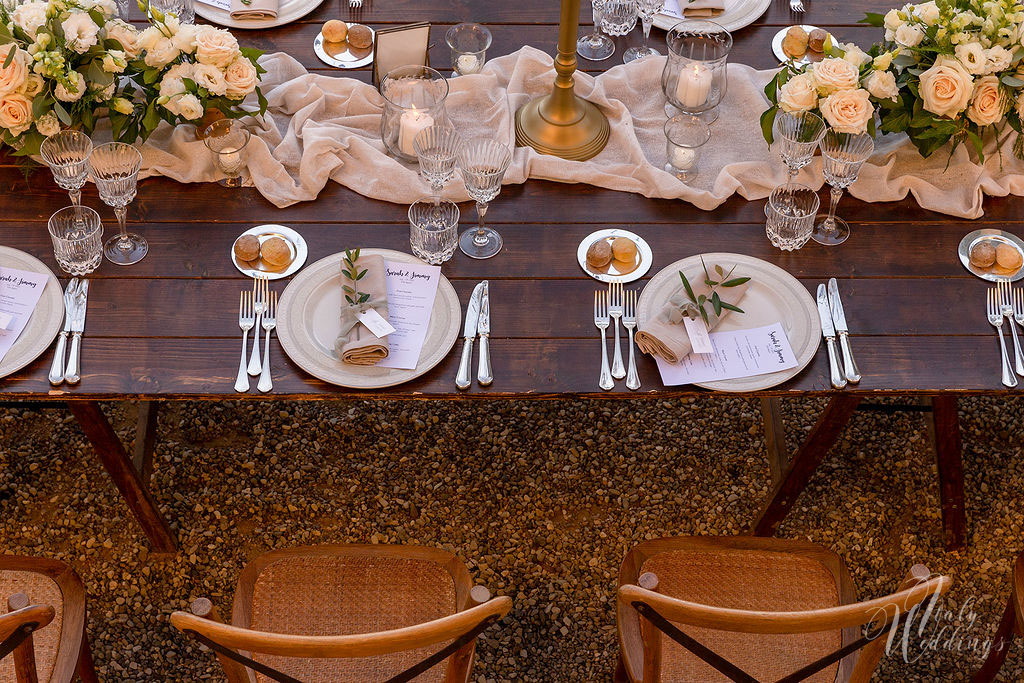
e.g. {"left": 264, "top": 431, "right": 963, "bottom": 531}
{"left": 751, "top": 395, "right": 861, "bottom": 537}
{"left": 188, "top": 598, "right": 250, "bottom": 683}
{"left": 972, "top": 594, "right": 1018, "bottom": 683}
{"left": 68, "top": 401, "right": 177, "bottom": 554}
{"left": 75, "top": 633, "right": 99, "bottom": 683}
{"left": 929, "top": 395, "right": 966, "bottom": 550}
{"left": 614, "top": 653, "right": 630, "bottom": 683}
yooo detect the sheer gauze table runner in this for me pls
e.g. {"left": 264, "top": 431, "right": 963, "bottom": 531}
{"left": 133, "top": 45, "right": 1024, "bottom": 218}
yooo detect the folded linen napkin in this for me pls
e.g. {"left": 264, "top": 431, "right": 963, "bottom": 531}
{"left": 636, "top": 270, "right": 749, "bottom": 364}
{"left": 682, "top": 0, "right": 725, "bottom": 16}
{"left": 334, "top": 253, "right": 390, "bottom": 365}
{"left": 230, "top": 0, "right": 278, "bottom": 20}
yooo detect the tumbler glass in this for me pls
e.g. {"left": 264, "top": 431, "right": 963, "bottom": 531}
{"left": 48, "top": 206, "right": 103, "bottom": 275}
{"left": 765, "top": 183, "right": 819, "bottom": 251}
{"left": 409, "top": 198, "right": 460, "bottom": 264}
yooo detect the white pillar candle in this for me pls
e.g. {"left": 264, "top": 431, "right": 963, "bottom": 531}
{"left": 456, "top": 54, "right": 483, "bottom": 74}
{"left": 398, "top": 106, "right": 435, "bottom": 157}
{"left": 669, "top": 145, "right": 697, "bottom": 170}
{"left": 217, "top": 146, "right": 243, "bottom": 175}
{"left": 675, "top": 63, "right": 712, "bottom": 109}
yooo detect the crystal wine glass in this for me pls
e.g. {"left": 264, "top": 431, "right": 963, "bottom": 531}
{"left": 812, "top": 131, "right": 874, "bottom": 246}
{"left": 623, "top": 0, "right": 666, "bottom": 63}
{"left": 457, "top": 138, "right": 513, "bottom": 260}
{"left": 577, "top": 0, "right": 614, "bottom": 61}
{"left": 413, "top": 125, "right": 463, "bottom": 199}
{"left": 40, "top": 131, "right": 93, "bottom": 207}
{"left": 88, "top": 142, "right": 147, "bottom": 265}
{"left": 601, "top": 0, "right": 639, "bottom": 37}
{"left": 773, "top": 111, "right": 826, "bottom": 182}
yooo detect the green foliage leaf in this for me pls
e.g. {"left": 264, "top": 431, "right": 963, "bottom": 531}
{"left": 356, "top": 268, "right": 367, "bottom": 280}
{"left": 359, "top": 293, "right": 370, "bottom": 303}
{"left": 711, "top": 291, "right": 722, "bottom": 316}
{"left": 143, "top": 69, "right": 160, "bottom": 85}
{"left": 679, "top": 271, "right": 696, "bottom": 304}
{"left": 721, "top": 277, "right": 750, "bottom": 287}
{"left": 760, "top": 106, "right": 778, "bottom": 146}
{"left": 719, "top": 302, "right": 744, "bottom": 313}
{"left": 52, "top": 101, "right": 71, "bottom": 126}
{"left": 860, "top": 12, "right": 885, "bottom": 26}
{"left": 2, "top": 47, "right": 13, "bottom": 69}
{"left": 1003, "top": 75, "right": 1024, "bottom": 88}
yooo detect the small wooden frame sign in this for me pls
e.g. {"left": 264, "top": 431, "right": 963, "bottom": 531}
{"left": 372, "top": 22, "right": 432, "bottom": 85}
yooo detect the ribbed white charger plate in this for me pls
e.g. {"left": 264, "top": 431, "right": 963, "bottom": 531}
{"left": 0, "top": 246, "right": 63, "bottom": 380}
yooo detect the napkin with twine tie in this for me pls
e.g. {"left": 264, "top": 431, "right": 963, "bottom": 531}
{"left": 230, "top": 0, "right": 278, "bottom": 20}
{"left": 335, "top": 253, "right": 390, "bottom": 365}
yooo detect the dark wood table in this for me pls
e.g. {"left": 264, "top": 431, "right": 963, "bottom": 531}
{"left": 0, "top": 0, "right": 1001, "bottom": 555}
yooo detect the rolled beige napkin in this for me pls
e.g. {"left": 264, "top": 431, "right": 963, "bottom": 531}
{"left": 682, "top": 0, "right": 725, "bottom": 16}
{"left": 335, "top": 253, "right": 390, "bottom": 365}
{"left": 636, "top": 271, "right": 749, "bottom": 364}
{"left": 230, "top": 0, "right": 278, "bottom": 20}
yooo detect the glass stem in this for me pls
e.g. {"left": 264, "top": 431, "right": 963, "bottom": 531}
{"left": 69, "top": 189, "right": 81, "bottom": 206}
{"left": 823, "top": 186, "right": 842, "bottom": 234}
{"left": 641, "top": 15, "right": 652, "bottom": 48}
{"left": 431, "top": 181, "right": 442, "bottom": 206}
{"left": 474, "top": 201, "right": 489, "bottom": 245}
{"left": 786, "top": 166, "right": 798, "bottom": 182}
{"left": 115, "top": 206, "right": 130, "bottom": 246}
{"left": 590, "top": 4, "right": 603, "bottom": 43}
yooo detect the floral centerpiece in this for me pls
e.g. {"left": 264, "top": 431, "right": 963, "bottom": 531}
{"left": 0, "top": 0, "right": 265, "bottom": 156}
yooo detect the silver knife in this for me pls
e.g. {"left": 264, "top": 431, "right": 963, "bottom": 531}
{"left": 477, "top": 281, "right": 492, "bottom": 386}
{"left": 48, "top": 278, "right": 78, "bottom": 385}
{"left": 827, "top": 278, "right": 861, "bottom": 384}
{"left": 64, "top": 279, "right": 89, "bottom": 385}
{"left": 456, "top": 282, "right": 484, "bottom": 390}
{"left": 817, "top": 284, "right": 847, "bottom": 390}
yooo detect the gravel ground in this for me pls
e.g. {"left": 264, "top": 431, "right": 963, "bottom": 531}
{"left": 0, "top": 396, "right": 1022, "bottom": 682}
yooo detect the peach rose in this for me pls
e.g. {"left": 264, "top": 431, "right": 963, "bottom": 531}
{"left": 194, "top": 26, "right": 239, "bottom": 68}
{"left": 0, "top": 45, "right": 28, "bottom": 97}
{"left": 919, "top": 55, "right": 974, "bottom": 118}
{"left": 778, "top": 73, "right": 817, "bottom": 113}
{"left": 811, "top": 58, "right": 859, "bottom": 96}
{"left": 0, "top": 93, "right": 32, "bottom": 135}
{"left": 818, "top": 88, "right": 874, "bottom": 134}
{"left": 967, "top": 75, "right": 1005, "bottom": 126}
{"left": 224, "top": 56, "right": 258, "bottom": 99}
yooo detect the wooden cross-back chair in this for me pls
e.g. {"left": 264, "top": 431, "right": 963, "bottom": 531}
{"left": 615, "top": 537, "right": 952, "bottom": 683}
{"left": 0, "top": 555, "right": 97, "bottom": 683}
{"left": 973, "top": 551, "right": 1024, "bottom": 682}
{"left": 170, "top": 544, "right": 512, "bottom": 683}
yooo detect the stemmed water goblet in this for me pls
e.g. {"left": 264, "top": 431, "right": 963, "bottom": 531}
{"left": 577, "top": 0, "right": 614, "bottom": 61}
{"left": 773, "top": 111, "right": 825, "bottom": 182}
{"left": 623, "top": 0, "right": 666, "bottom": 63}
{"left": 413, "top": 125, "right": 463, "bottom": 200}
{"left": 88, "top": 142, "right": 147, "bottom": 265}
{"left": 812, "top": 130, "right": 875, "bottom": 246}
{"left": 601, "top": 0, "right": 639, "bottom": 39}
{"left": 40, "top": 131, "right": 93, "bottom": 207}
{"left": 457, "top": 138, "right": 513, "bottom": 260}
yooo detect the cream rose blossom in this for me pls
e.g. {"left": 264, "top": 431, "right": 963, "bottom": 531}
{"left": 864, "top": 70, "right": 899, "bottom": 101}
{"left": 894, "top": 23, "right": 925, "bottom": 47}
{"left": 223, "top": 56, "right": 257, "bottom": 99}
{"left": 919, "top": 55, "right": 974, "bottom": 117}
{"left": 55, "top": 72, "right": 87, "bottom": 102}
{"left": 11, "top": 1, "right": 47, "bottom": 39}
{"left": 0, "top": 45, "right": 28, "bottom": 97}
{"left": 19, "top": 73, "right": 43, "bottom": 98}
{"left": 176, "top": 93, "right": 204, "bottom": 120}
{"left": 61, "top": 13, "right": 101, "bottom": 54}
{"left": 818, "top": 88, "right": 874, "bottom": 134}
{"left": 778, "top": 73, "right": 818, "bottom": 112}
{"left": 841, "top": 43, "right": 871, "bottom": 69}
{"left": 984, "top": 46, "right": 1013, "bottom": 74}
{"left": 811, "top": 58, "right": 860, "bottom": 95}
{"left": 105, "top": 20, "right": 141, "bottom": 58}
{"left": 194, "top": 27, "right": 239, "bottom": 68}
{"left": 143, "top": 37, "right": 180, "bottom": 68}
{"left": 913, "top": 1, "right": 940, "bottom": 25}
{"left": 35, "top": 111, "right": 60, "bottom": 136}
{"left": 955, "top": 42, "right": 988, "bottom": 74}
{"left": 967, "top": 75, "right": 1005, "bottom": 126}
{"left": 192, "top": 63, "right": 227, "bottom": 96}
{"left": 172, "top": 24, "right": 199, "bottom": 54}
{"left": 0, "top": 93, "right": 32, "bottom": 134}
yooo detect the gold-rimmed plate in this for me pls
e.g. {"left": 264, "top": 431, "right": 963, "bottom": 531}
{"left": 313, "top": 23, "right": 375, "bottom": 69}
{"left": 231, "top": 224, "right": 308, "bottom": 280}
{"left": 577, "top": 229, "right": 653, "bottom": 284}
{"left": 958, "top": 229, "right": 1024, "bottom": 282}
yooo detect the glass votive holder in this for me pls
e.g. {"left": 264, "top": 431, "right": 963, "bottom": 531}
{"left": 662, "top": 19, "right": 732, "bottom": 124}
{"left": 765, "top": 183, "right": 820, "bottom": 251}
{"left": 379, "top": 65, "right": 450, "bottom": 163}
{"left": 409, "top": 197, "right": 460, "bottom": 264}
{"left": 446, "top": 23, "right": 492, "bottom": 76}
{"left": 203, "top": 119, "right": 252, "bottom": 188}
{"left": 664, "top": 114, "right": 710, "bottom": 181}
{"left": 48, "top": 206, "right": 103, "bottom": 275}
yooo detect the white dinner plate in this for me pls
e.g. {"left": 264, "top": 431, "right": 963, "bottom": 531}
{"left": 654, "top": 0, "right": 771, "bottom": 33}
{"left": 195, "top": 0, "right": 326, "bottom": 30}
{"left": 0, "top": 246, "right": 63, "bottom": 381}
{"left": 637, "top": 253, "right": 820, "bottom": 392}
{"left": 771, "top": 25, "right": 832, "bottom": 65}
{"left": 313, "top": 23, "right": 375, "bottom": 69}
{"left": 277, "top": 249, "right": 461, "bottom": 389}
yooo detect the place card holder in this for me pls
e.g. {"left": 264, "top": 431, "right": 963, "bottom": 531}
{"left": 372, "top": 22, "right": 432, "bottom": 86}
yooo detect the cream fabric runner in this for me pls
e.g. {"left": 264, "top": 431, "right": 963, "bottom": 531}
{"left": 136, "top": 45, "right": 1024, "bottom": 218}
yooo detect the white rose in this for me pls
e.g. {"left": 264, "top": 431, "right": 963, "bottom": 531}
{"left": 841, "top": 43, "right": 871, "bottom": 69}
{"left": 94, "top": 80, "right": 116, "bottom": 100}
{"left": 110, "top": 96, "right": 134, "bottom": 114}
{"left": 35, "top": 110, "right": 60, "bottom": 136}
{"left": 176, "top": 93, "right": 203, "bottom": 120}
{"left": 102, "top": 50, "right": 127, "bottom": 73}
{"left": 967, "top": 75, "right": 1006, "bottom": 125}
{"left": 192, "top": 63, "right": 227, "bottom": 96}
{"left": 884, "top": 8, "right": 902, "bottom": 31}
{"left": 83, "top": 0, "right": 118, "bottom": 17}
{"left": 873, "top": 52, "right": 893, "bottom": 70}
{"left": 818, "top": 88, "right": 874, "bottom": 134}
{"left": 223, "top": 56, "right": 257, "bottom": 99}
{"left": 55, "top": 71, "right": 86, "bottom": 102}
{"left": 919, "top": 55, "right": 974, "bottom": 117}
{"left": 0, "top": 93, "right": 31, "bottom": 134}
{"left": 913, "top": 1, "right": 940, "bottom": 25}
{"left": 143, "top": 36, "right": 180, "bottom": 68}
{"left": 159, "top": 75, "right": 186, "bottom": 99}
{"left": 136, "top": 26, "right": 163, "bottom": 52}
{"left": 194, "top": 26, "right": 239, "bottom": 68}
{"left": 172, "top": 23, "right": 199, "bottom": 54}
{"left": 165, "top": 62, "right": 194, "bottom": 82}
{"left": 11, "top": 1, "right": 47, "bottom": 39}
{"left": 20, "top": 73, "right": 43, "bottom": 97}
{"left": 985, "top": 46, "right": 1013, "bottom": 74}
{"left": 61, "top": 12, "right": 100, "bottom": 54}
{"left": 955, "top": 42, "right": 988, "bottom": 74}
{"left": 894, "top": 23, "right": 925, "bottom": 48}
{"left": 811, "top": 58, "right": 860, "bottom": 95}
{"left": 863, "top": 70, "right": 900, "bottom": 101}
{"left": 105, "top": 20, "right": 141, "bottom": 58}
{"left": 777, "top": 73, "right": 818, "bottom": 113}
{"left": 0, "top": 44, "right": 28, "bottom": 97}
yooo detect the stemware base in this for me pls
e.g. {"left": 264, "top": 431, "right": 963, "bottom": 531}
{"left": 104, "top": 234, "right": 149, "bottom": 265}
{"left": 459, "top": 227, "right": 502, "bottom": 259}
{"left": 664, "top": 104, "right": 719, "bottom": 125}
{"left": 623, "top": 46, "right": 659, "bottom": 63}
{"left": 577, "top": 34, "right": 615, "bottom": 61}
{"left": 811, "top": 216, "right": 850, "bottom": 246}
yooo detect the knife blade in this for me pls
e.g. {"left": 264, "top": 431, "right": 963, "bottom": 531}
{"left": 64, "top": 279, "right": 89, "bottom": 385}
{"left": 476, "top": 281, "right": 492, "bottom": 386}
{"left": 827, "top": 278, "right": 861, "bottom": 384}
{"left": 48, "top": 278, "right": 78, "bottom": 385}
{"left": 817, "top": 284, "right": 846, "bottom": 389}
{"left": 456, "top": 282, "right": 485, "bottom": 390}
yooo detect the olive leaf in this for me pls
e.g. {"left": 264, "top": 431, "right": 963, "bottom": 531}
{"left": 676, "top": 262, "right": 750, "bottom": 325}
{"left": 342, "top": 249, "right": 371, "bottom": 307}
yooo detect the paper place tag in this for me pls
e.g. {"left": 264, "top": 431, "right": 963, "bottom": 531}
{"left": 0, "top": 311, "right": 11, "bottom": 330}
{"left": 357, "top": 308, "right": 396, "bottom": 338}
{"left": 682, "top": 315, "right": 714, "bottom": 354}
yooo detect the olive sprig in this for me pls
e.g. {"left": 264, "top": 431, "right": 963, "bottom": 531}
{"left": 342, "top": 248, "right": 370, "bottom": 306}
{"left": 678, "top": 257, "right": 750, "bottom": 326}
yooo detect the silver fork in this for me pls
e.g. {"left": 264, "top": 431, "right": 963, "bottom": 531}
{"left": 257, "top": 291, "right": 278, "bottom": 393}
{"left": 349, "top": 0, "right": 362, "bottom": 8}
{"left": 622, "top": 288, "right": 640, "bottom": 391}
{"left": 247, "top": 275, "right": 268, "bottom": 376}
{"left": 789, "top": 0, "right": 804, "bottom": 12}
{"left": 236, "top": 290, "right": 254, "bottom": 393}
{"left": 988, "top": 288, "right": 1017, "bottom": 388}
{"left": 608, "top": 281, "right": 626, "bottom": 380}
{"left": 594, "top": 290, "right": 613, "bottom": 391}
{"left": 998, "top": 279, "right": 1024, "bottom": 375}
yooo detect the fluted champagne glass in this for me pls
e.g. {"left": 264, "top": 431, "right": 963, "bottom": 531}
{"left": 457, "top": 138, "right": 512, "bottom": 260}
{"left": 88, "top": 142, "right": 147, "bottom": 265}
{"left": 812, "top": 131, "right": 874, "bottom": 246}
{"left": 413, "top": 125, "right": 463, "bottom": 200}
{"left": 623, "top": 0, "right": 666, "bottom": 63}
{"left": 40, "top": 131, "right": 93, "bottom": 207}
{"left": 773, "top": 111, "right": 825, "bottom": 181}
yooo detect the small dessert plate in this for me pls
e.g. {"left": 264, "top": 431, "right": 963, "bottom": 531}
{"left": 313, "top": 23, "right": 375, "bottom": 69}
{"left": 772, "top": 25, "right": 831, "bottom": 65}
{"left": 577, "top": 229, "right": 653, "bottom": 284}
{"left": 231, "top": 224, "right": 309, "bottom": 280}
{"left": 958, "top": 229, "right": 1024, "bottom": 282}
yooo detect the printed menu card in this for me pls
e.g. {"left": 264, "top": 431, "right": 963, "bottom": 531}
{"left": 655, "top": 322, "right": 798, "bottom": 385}
{"left": 377, "top": 261, "right": 441, "bottom": 370}
{"left": 0, "top": 267, "right": 49, "bottom": 364}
